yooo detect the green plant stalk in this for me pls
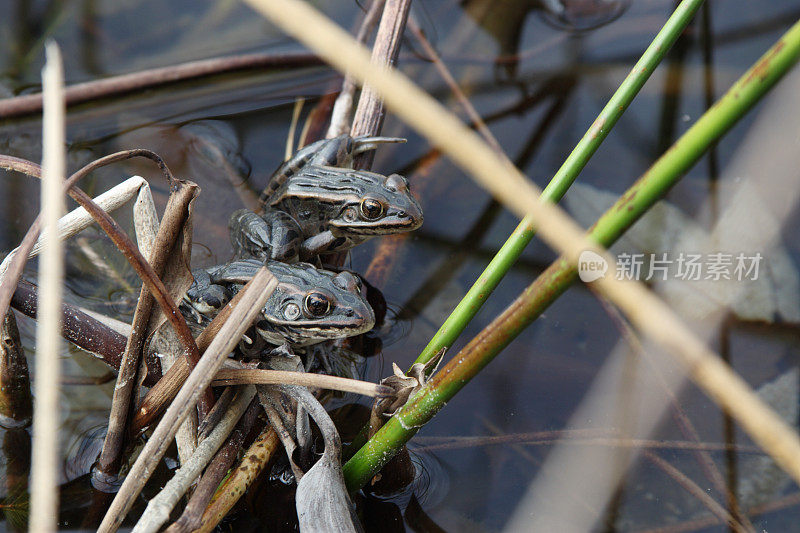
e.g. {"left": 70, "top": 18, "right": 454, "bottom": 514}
{"left": 413, "top": 0, "right": 705, "bottom": 367}
{"left": 345, "top": 18, "right": 800, "bottom": 492}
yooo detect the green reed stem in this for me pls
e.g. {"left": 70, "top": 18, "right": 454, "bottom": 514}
{"left": 412, "top": 0, "right": 705, "bottom": 368}
{"left": 344, "top": 17, "right": 800, "bottom": 492}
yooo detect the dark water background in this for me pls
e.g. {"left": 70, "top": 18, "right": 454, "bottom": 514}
{"left": 1, "top": 0, "right": 800, "bottom": 531}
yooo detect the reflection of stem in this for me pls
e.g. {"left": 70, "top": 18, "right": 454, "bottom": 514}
{"left": 0, "top": 311, "right": 32, "bottom": 426}
{"left": 598, "top": 298, "right": 755, "bottom": 531}
{"left": 643, "top": 450, "right": 745, "bottom": 530}
{"left": 3, "top": 428, "right": 31, "bottom": 533}
{"left": 0, "top": 52, "right": 322, "bottom": 119}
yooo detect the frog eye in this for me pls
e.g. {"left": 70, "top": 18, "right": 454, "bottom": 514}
{"left": 304, "top": 292, "right": 332, "bottom": 317}
{"left": 360, "top": 198, "right": 385, "bottom": 221}
{"left": 283, "top": 302, "right": 301, "bottom": 320}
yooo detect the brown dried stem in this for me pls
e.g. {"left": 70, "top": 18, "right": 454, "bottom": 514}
{"left": 350, "top": 0, "right": 412, "bottom": 169}
{"left": 96, "top": 180, "right": 204, "bottom": 477}
{"left": 0, "top": 150, "right": 172, "bottom": 330}
{"left": 166, "top": 399, "right": 262, "bottom": 533}
{"left": 195, "top": 427, "right": 281, "bottom": 533}
{"left": 98, "top": 267, "right": 278, "bottom": 532}
{"left": 0, "top": 52, "right": 322, "bottom": 119}
{"left": 327, "top": 0, "right": 386, "bottom": 138}
{"left": 10, "top": 279, "right": 155, "bottom": 383}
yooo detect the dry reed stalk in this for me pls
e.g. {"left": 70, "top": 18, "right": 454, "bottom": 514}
{"left": 29, "top": 41, "right": 65, "bottom": 533}
{"left": 98, "top": 267, "right": 278, "bottom": 532}
{"left": 241, "top": 0, "right": 800, "bottom": 488}
{"left": 212, "top": 368, "right": 390, "bottom": 397}
{"left": 131, "top": 387, "right": 256, "bottom": 533}
{"left": 350, "top": 0, "right": 411, "bottom": 170}
{"left": 96, "top": 180, "right": 203, "bottom": 477}
{"left": 327, "top": 0, "right": 386, "bottom": 138}
{"left": 166, "top": 399, "right": 262, "bottom": 533}
{"left": 0, "top": 52, "right": 321, "bottom": 119}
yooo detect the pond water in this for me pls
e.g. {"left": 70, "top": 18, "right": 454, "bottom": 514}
{"left": 1, "top": 0, "right": 800, "bottom": 531}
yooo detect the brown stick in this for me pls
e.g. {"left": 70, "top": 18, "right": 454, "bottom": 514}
{"left": 195, "top": 427, "right": 281, "bottom": 533}
{"left": 0, "top": 311, "right": 32, "bottom": 426}
{"left": 132, "top": 283, "right": 256, "bottom": 433}
{"left": 350, "top": 0, "right": 412, "bottom": 169}
{"left": 9, "top": 279, "right": 161, "bottom": 384}
{"left": 165, "top": 399, "right": 262, "bottom": 533}
{"left": 0, "top": 150, "right": 172, "bottom": 333}
{"left": 97, "top": 181, "right": 203, "bottom": 477}
{"left": 98, "top": 268, "right": 278, "bottom": 532}
{"left": 0, "top": 52, "right": 322, "bottom": 119}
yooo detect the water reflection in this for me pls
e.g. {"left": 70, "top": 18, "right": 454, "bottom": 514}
{"left": 0, "top": 0, "right": 799, "bottom": 530}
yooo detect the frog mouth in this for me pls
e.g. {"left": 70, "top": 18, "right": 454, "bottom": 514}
{"left": 259, "top": 319, "right": 375, "bottom": 345}
{"left": 330, "top": 208, "right": 423, "bottom": 234}
{"left": 262, "top": 308, "right": 375, "bottom": 333}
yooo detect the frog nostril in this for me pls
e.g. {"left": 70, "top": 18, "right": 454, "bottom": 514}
{"left": 345, "top": 309, "right": 355, "bottom": 317}
{"left": 398, "top": 211, "right": 407, "bottom": 218}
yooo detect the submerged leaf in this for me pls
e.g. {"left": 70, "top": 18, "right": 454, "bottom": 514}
{"left": 564, "top": 181, "right": 800, "bottom": 322}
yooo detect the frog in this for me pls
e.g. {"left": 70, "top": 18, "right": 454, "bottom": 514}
{"left": 230, "top": 133, "right": 422, "bottom": 262}
{"left": 231, "top": 164, "right": 423, "bottom": 262}
{"left": 182, "top": 258, "right": 375, "bottom": 347}
{"left": 257, "top": 134, "right": 406, "bottom": 207}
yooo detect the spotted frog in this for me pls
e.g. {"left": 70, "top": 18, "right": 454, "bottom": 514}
{"left": 230, "top": 135, "right": 423, "bottom": 262}
{"left": 182, "top": 258, "right": 375, "bottom": 347}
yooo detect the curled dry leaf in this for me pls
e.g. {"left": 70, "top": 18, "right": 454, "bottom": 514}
{"left": 291, "top": 384, "right": 362, "bottom": 533}
{"left": 369, "top": 348, "right": 445, "bottom": 438}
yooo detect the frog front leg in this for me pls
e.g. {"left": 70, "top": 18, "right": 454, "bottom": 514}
{"left": 299, "top": 230, "right": 368, "bottom": 261}
{"left": 183, "top": 269, "right": 232, "bottom": 322}
{"left": 229, "top": 209, "right": 301, "bottom": 263}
